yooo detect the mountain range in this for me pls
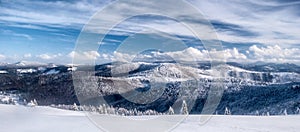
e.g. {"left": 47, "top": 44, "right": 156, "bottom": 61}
{"left": 0, "top": 61, "right": 299, "bottom": 115}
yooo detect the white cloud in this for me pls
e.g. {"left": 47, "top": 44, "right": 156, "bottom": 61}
{"left": 37, "top": 53, "right": 62, "bottom": 60}
{"left": 101, "top": 53, "right": 111, "bottom": 60}
{"left": 109, "top": 45, "right": 300, "bottom": 64}
{"left": 0, "top": 54, "right": 6, "bottom": 60}
{"left": 2, "top": 0, "right": 299, "bottom": 47}
{"left": 83, "top": 0, "right": 218, "bottom": 42}
{"left": 189, "top": 0, "right": 300, "bottom": 46}
{"left": 1, "top": 45, "right": 299, "bottom": 64}
{"left": 1, "top": 29, "right": 33, "bottom": 40}
{"left": 249, "top": 45, "right": 300, "bottom": 63}
{"left": 112, "top": 51, "right": 134, "bottom": 62}
{"left": 37, "top": 54, "right": 52, "bottom": 60}
{"left": 68, "top": 51, "right": 75, "bottom": 57}
{"left": 23, "top": 53, "right": 32, "bottom": 58}
{"left": 110, "top": 47, "right": 247, "bottom": 63}
{"left": 68, "top": 51, "right": 100, "bottom": 60}
{"left": 224, "top": 48, "right": 247, "bottom": 60}
{"left": 83, "top": 51, "right": 100, "bottom": 60}
{"left": 163, "top": 47, "right": 247, "bottom": 62}
{"left": 0, "top": 0, "right": 112, "bottom": 29}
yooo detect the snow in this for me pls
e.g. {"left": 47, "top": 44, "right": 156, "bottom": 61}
{"left": 0, "top": 91, "right": 24, "bottom": 105}
{"left": 0, "top": 104, "right": 299, "bottom": 132}
{"left": 68, "top": 67, "right": 77, "bottom": 71}
{"left": 271, "top": 72, "right": 300, "bottom": 83}
{"left": 0, "top": 70, "right": 8, "bottom": 74}
{"left": 45, "top": 69, "right": 60, "bottom": 75}
{"left": 37, "top": 67, "right": 47, "bottom": 72}
{"left": 174, "top": 115, "right": 300, "bottom": 132}
{"left": 17, "top": 69, "right": 37, "bottom": 74}
{"left": 14, "top": 61, "right": 46, "bottom": 67}
{"left": 0, "top": 104, "right": 98, "bottom": 132}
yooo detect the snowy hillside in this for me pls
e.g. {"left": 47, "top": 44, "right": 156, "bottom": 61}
{"left": 0, "top": 104, "right": 299, "bottom": 132}
{"left": 1, "top": 62, "right": 300, "bottom": 115}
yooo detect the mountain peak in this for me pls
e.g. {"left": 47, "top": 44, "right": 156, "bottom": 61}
{"left": 14, "top": 61, "right": 47, "bottom": 66}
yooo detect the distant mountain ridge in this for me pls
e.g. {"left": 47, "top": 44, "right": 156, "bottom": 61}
{"left": 0, "top": 61, "right": 299, "bottom": 115}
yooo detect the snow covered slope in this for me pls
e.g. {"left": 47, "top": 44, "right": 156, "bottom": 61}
{"left": 0, "top": 104, "right": 299, "bottom": 132}
{"left": 0, "top": 104, "right": 98, "bottom": 132}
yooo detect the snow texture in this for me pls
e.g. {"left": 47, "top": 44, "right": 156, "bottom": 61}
{"left": 0, "top": 104, "right": 299, "bottom": 132}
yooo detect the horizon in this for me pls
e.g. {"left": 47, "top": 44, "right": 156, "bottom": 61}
{"left": 1, "top": 60, "right": 300, "bottom": 67}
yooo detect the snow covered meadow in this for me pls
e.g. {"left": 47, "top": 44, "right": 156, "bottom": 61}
{"left": 1, "top": 104, "right": 299, "bottom": 132}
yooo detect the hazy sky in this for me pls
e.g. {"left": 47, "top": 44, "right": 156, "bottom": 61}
{"left": 0, "top": 0, "right": 299, "bottom": 64}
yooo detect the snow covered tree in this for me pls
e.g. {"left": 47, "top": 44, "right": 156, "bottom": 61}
{"left": 167, "top": 106, "right": 175, "bottom": 115}
{"left": 137, "top": 111, "right": 143, "bottom": 116}
{"left": 90, "top": 105, "right": 97, "bottom": 113}
{"left": 181, "top": 100, "right": 189, "bottom": 115}
{"left": 73, "top": 103, "right": 79, "bottom": 111}
{"left": 116, "top": 108, "right": 127, "bottom": 116}
{"left": 296, "top": 107, "right": 300, "bottom": 114}
{"left": 133, "top": 108, "right": 138, "bottom": 116}
{"left": 283, "top": 109, "right": 288, "bottom": 116}
{"left": 224, "top": 107, "right": 231, "bottom": 115}
{"left": 33, "top": 99, "right": 38, "bottom": 106}
{"left": 82, "top": 105, "right": 89, "bottom": 111}
{"left": 27, "top": 99, "right": 38, "bottom": 107}
{"left": 255, "top": 110, "right": 259, "bottom": 116}
{"left": 103, "top": 104, "right": 108, "bottom": 114}
{"left": 98, "top": 105, "right": 104, "bottom": 114}
{"left": 78, "top": 105, "right": 84, "bottom": 111}
{"left": 107, "top": 106, "right": 116, "bottom": 115}
{"left": 23, "top": 99, "right": 27, "bottom": 105}
{"left": 129, "top": 109, "right": 134, "bottom": 116}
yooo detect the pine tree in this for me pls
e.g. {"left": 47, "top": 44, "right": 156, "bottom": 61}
{"left": 296, "top": 107, "right": 300, "bottom": 114}
{"left": 102, "top": 104, "right": 108, "bottom": 114}
{"left": 90, "top": 105, "right": 97, "bottom": 112}
{"left": 133, "top": 108, "right": 138, "bottom": 116}
{"left": 82, "top": 105, "right": 89, "bottom": 111}
{"left": 109, "top": 106, "right": 116, "bottom": 115}
{"left": 255, "top": 110, "right": 259, "bottom": 116}
{"left": 181, "top": 100, "right": 189, "bottom": 115}
{"left": 98, "top": 105, "right": 104, "bottom": 114}
{"left": 137, "top": 111, "right": 143, "bottom": 116}
{"left": 23, "top": 99, "right": 27, "bottom": 105}
{"left": 79, "top": 105, "right": 84, "bottom": 111}
{"left": 168, "top": 106, "right": 175, "bottom": 115}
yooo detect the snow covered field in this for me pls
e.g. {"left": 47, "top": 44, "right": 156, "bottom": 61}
{"left": 1, "top": 104, "right": 299, "bottom": 132}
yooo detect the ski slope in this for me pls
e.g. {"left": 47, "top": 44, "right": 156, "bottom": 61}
{"left": 0, "top": 104, "right": 299, "bottom": 132}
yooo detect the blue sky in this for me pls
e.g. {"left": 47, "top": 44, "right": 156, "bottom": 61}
{"left": 0, "top": 0, "right": 300, "bottom": 64}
